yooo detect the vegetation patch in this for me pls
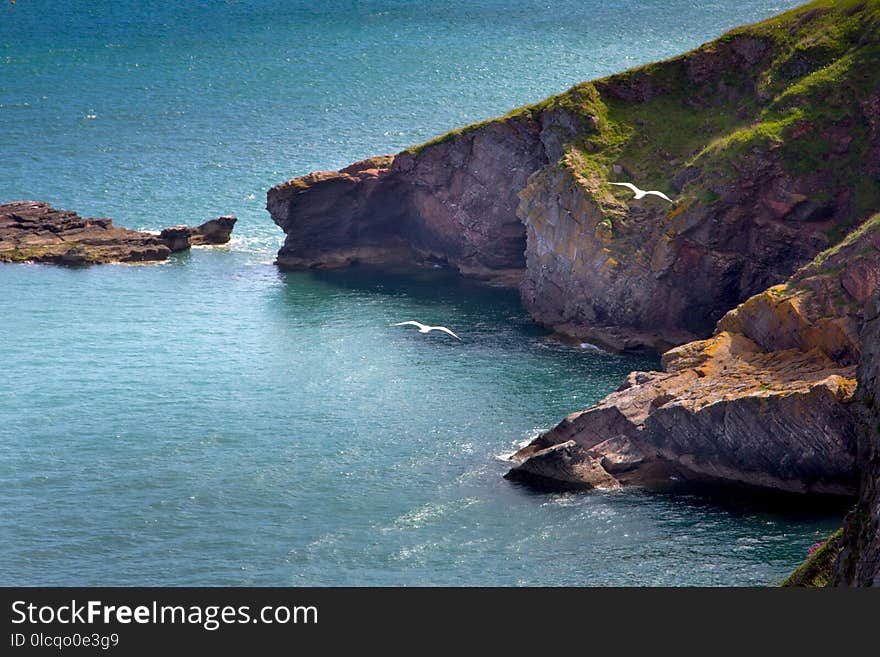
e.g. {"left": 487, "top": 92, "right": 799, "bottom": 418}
{"left": 781, "top": 528, "right": 844, "bottom": 587}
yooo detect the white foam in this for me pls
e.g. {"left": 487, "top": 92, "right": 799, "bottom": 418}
{"left": 579, "top": 342, "right": 608, "bottom": 353}
{"left": 494, "top": 431, "right": 544, "bottom": 461}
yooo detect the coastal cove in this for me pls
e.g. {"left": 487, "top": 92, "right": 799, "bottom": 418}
{"left": 0, "top": 258, "right": 846, "bottom": 585}
{"left": 2, "top": 0, "right": 858, "bottom": 587}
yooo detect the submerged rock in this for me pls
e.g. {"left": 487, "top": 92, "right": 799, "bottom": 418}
{"left": 0, "top": 202, "right": 236, "bottom": 265}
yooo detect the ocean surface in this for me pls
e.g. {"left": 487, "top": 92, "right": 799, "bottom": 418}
{"left": 0, "top": 0, "right": 841, "bottom": 586}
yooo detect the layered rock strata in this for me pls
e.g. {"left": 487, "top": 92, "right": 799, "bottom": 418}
{"left": 268, "top": 119, "right": 552, "bottom": 287}
{"left": 267, "top": 0, "right": 880, "bottom": 571}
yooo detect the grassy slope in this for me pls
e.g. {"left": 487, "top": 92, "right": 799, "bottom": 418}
{"left": 557, "top": 0, "right": 879, "bottom": 232}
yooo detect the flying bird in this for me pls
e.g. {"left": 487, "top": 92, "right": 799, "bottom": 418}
{"left": 610, "top": 182, "right": 673, "bottom": 203}
{"left": 392, "top": 321, "right": 461, "bottom": 340}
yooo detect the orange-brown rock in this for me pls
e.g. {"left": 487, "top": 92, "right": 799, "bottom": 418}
{"left": 191, "top": 215, "right": 237, "bottom": 245}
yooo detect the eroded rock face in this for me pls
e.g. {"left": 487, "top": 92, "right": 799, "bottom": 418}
{"left": 508, "top": 217, "right": 880, "bottom": 495}
{"left": 271, "top": 121, "right": 838, "bottom": 350}
{"left": 504, "top": 440, "right": 620, "bottom": 491}
{"left": 268, "top": 116, "right": 570, "bottom": 286}
{"left": 267, "top": 1, "right": 880, "bottom": 500}
{"left": 0, "top": 202, "right": 236, "bottom": 265}
{"left": 518, "top": 153, "right": 833, "bottom": 350}
{"left": 510, "top": 333, "right": 859, "bottom": 495}
{"left": 159, "top": 225, "right": 193, "bottom": 252}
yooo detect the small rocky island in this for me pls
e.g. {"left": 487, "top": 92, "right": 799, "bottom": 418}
{"left": 0, "top": 201, "right": 236, "bottom": 265}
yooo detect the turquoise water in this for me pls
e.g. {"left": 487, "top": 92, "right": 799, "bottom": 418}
{"left": 0, "top": 0, "right": 842, "bottom": 586}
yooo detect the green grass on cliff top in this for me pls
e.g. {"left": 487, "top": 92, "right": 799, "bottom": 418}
{"left": 406, "top": 0, "right": 880, "bottom": 237}
{"left": 403, "top": 103, "right": 541, "bottom": 154}
{"left": 564, "top": 0, "right": 880, "bottom": 209}
{"left": 800, "top": 211, "right": 880, "bottom": 270}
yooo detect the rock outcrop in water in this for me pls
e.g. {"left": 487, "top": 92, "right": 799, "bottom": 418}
{"left": 269, "top": 0, "right": 880, "bottom": 486}
{"left": 268, "top": 120, "right": 549, "bottom": 287}
{"left": 191, "top": 215, "right": 237, "bottom": 245}
{"left": 0, "top": 201, "right": 236, "bottom": 265}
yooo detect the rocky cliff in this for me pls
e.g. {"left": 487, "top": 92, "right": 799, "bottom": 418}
{"left": 270, "top": 0, "right": 880, "bottom": 350}
{"left": 268, "top": 115, "right": 553, "bottom": 287}
{"left": 508, "top": 214, "right": 880, "bottom": 496}
{"left": 0, "top": 201, "right": 236, "bottom": 265}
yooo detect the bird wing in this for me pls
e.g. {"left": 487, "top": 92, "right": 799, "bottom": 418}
{"left": 431, "top": 326, "right": 461, "bottom": 340}
{"left": 392, "top": 321, "right": 426, "bottom": 329}
{"left": 610, "top": 182, "right": 640, "bottom": 196}
{"left": 645, "top": 190, "right": 674, "bottom": 203}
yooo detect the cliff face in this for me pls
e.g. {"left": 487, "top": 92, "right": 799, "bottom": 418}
{"left": 268, "top": 114, "right": 566, "bottom": 286}
{"left": 833, "top": 300, "right": 880, "bottom": 584}
{"left": 269, "top": 0, "right": 880, "bottom": 349}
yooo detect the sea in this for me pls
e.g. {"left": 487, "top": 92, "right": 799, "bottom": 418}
{"left": 0, "top": 0, "right": 841, "bottom": 586}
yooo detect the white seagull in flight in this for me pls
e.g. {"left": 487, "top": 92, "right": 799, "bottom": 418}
{"left": 392, "top": 321, "right": 461, "bottom": 340}
{"left": 610, "top": 182, "right": 674, "bottom": 203}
